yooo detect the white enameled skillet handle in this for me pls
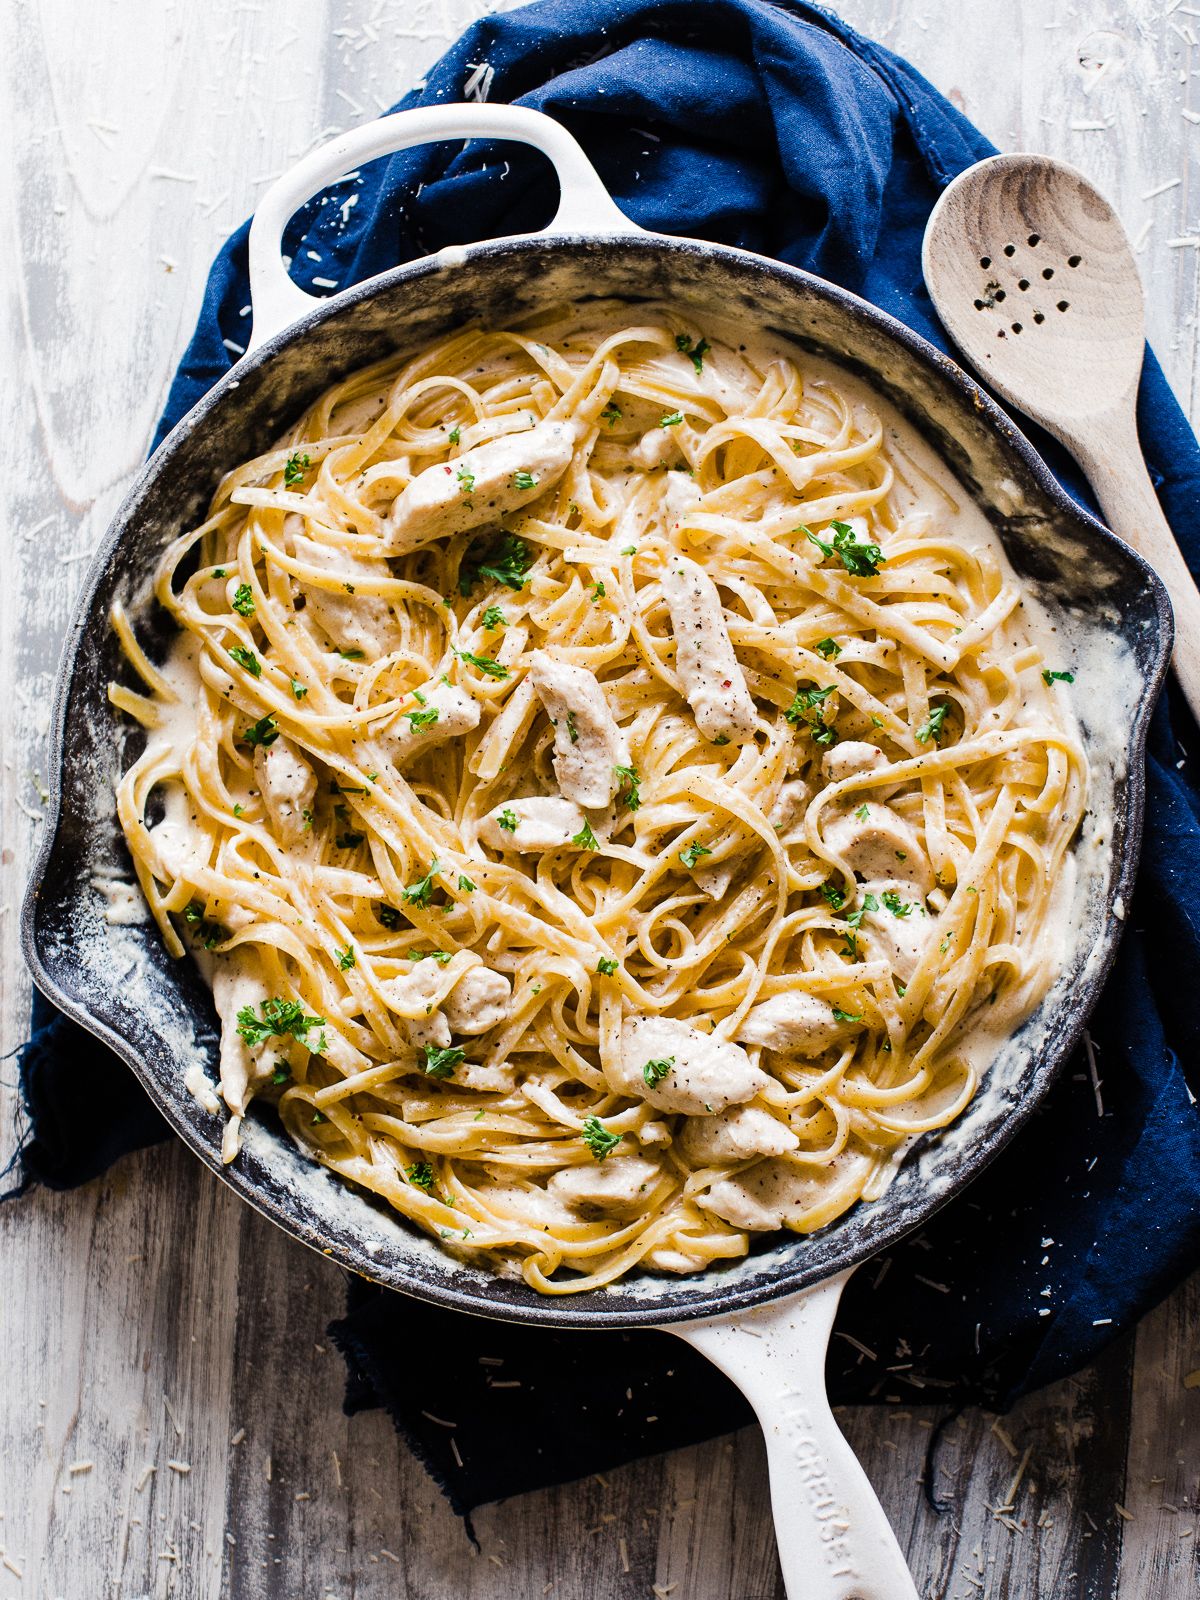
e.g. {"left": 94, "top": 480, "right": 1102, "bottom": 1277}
{"left": 662, "top": 1271, "right": 919, "bottom": 1600}
{"left": 246, "top": 103, "right": 641, "bottom": 351}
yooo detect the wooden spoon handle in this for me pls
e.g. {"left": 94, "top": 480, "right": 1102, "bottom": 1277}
{"left": 1070, "top": 407, "right": 1200, "bottom": 728}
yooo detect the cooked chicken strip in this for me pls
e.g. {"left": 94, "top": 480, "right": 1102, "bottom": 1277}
{"left": 380, "top": 681, "right": 480, "bottom": 767}
{"left": 661, "top": 555, "right": 756, "bottom": 742}
{"left": 611, "top": 1015, "right": 770, "bottom": 1115}
{"left": 291, "top": 526, "right": 400, "bottom": 660}
{"left": 479, "top": 796, "right": 590, "bottom": 853}
{"left": 736, "top": 992, "right": 856, "bottom": 1058}
{"left": 385, "top": 420, "right": 577, "bottom": 553}
{"left": 549, "top": 1156, "right": 662, "bottom": 1218}
{"left": 253, "top": 736, "right": 316, "bottom": 847}
{"left": 528, "top": 650, "right": 631, "bottom": 808}
{"left": 679, "top": 1104, "right": 800, "bottom": 1164}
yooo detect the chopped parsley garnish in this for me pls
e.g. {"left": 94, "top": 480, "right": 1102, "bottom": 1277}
{"left": 815, "top": 637, "right": 842, "bottom": 660}
{"left": 496, "top": 809, "right": 519, "bottom": 833}
{"left": 601, "top": 402, "right": 622, "bottom": 427}
{"left": 229, "top": 644, "right": 260, "bottom": 677}
{"left": 291, "top": 678, "right": 308, "bottom": 699}
{"left": 213, "top": 567, "right": 226, "bottom": 579}
{"left": 231, "top": 583, "right": 255, "bottom": 617}
{"left": 820, "top": 881, "right": 846, "bottom": 911}
{"left": 283, "top": 451, "right": 311, "bottom": 487}
{"left": 581, "top": 1114, "right": 622, "bottom": 1160}
{"left": 377, "top": 904, "right": 402, "bottom": 929}
{"left": 642, "top": 1056, "right": 674, "bottom": 1088}
{"left": 573, "top": 819, "right": 599, "bottom": 850}
{"left": 416, "top": 950, "right": 453, "bottom": 964}
{"left": 896, "top": 980, "right": 908, "bottom": 998}
{"left": 597, "top": 956, "right": 619, "bottom": 976}
{"left": 457, "top": 874, "right": 476, "bottom": 893}
{"left": 512, "top": 470, "right": 539, "bottom": 492}
{"left": 407, "top": 1161, "right": 436, "bottom": 1190}
{"left": 236, "top": 997, "right": 325, "bottom": 1050}
{"left": 183, "top": 901, "right": 226, "bottom": 950}
{"left": 675, "top": 333, "right": 711, "bottom": 374}
{"left": 339, "top": 648, "right": 365, "bottom": 661}
{"left": 1042, "top": 669, "right": 1075, "bottom": 686}
{"left": 839, "top": 929, "right": 860, "bottom": 961}
{"left": 881, "top": 890, "right": 912, "bottom": 917}
{"left": 406, "top": 707, "right": 440, "bottom": 733}
{"left": 456, "top": 648, "right": 509, "bottom": 679}
{"left": 659, "top": 410, "right": 684, "bottom": 428}
{"left": 832, "top": 1008, "right": 862, "bottom": 1024}
{"left": 855, "top": 803, "right": 871, "bottom": 821}
{"left": 615, "top": 764, "right": 641, "bottom": 811}
{"left": 448, "top": 424, "right": 461, "bottom": 446}
{"left": 620, "top": 544, "right": 637, "bottom": 556}
{"left": 239, "top": 713, "right": 279, "bottom": 749}
{"left": 679, "top": 840, "right": 711, "bottom": 869}
{"left": 401, "top": 859, "right": 441, "bottom": 909}
{"left": 456, "top": 465, "right": 476, "bottom": 498}
{"left": 422, "top": 1043, "right": 464, "bottom": 1079}
{"left": 271, "top": 1066, "right": 290, "bottom": 1085}
{"left": 459, "top": 531, "right": 534, "bottom": 595}
{"left": 784, "top": 684, "right": 837, "bottom": 746}
{"left": 233, "top": 803, "right": 244, "bottom": 818}
{"left": 845, "top": 902, "right": 891, "bottom": 946}
{"left": 312, "top": 1111, "right": 326, "bottom": 1124}
{"left": 591, "top": 580, "right": 606, "bottom": 602}
{"left": 566, "top": 711, "right": 579, "bottom": 744}
{"left": 481, "top": 605, "right": 505, "bottom": 630}
{"left": 803, "top": 520, "right": 885, "bottom": 577}
{"left": 917, "top": 702, "right": 950, "bottom": 744}
{"left": 335, "top": 945, "right": 356, "bottom": 970}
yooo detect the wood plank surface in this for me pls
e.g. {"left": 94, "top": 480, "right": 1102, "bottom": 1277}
{"left": 1, "top": 1, "right": 1198, "bottom": 1595}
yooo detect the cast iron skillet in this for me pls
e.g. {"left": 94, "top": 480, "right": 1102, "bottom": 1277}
{"left": 22, "top": 106, "right": 1171, "bottom": 1600}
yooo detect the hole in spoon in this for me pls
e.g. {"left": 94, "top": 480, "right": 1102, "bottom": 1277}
{"left": 1027, "top": 233, "right": 1040, "bottom": 247}
{"left": 1067, "top": 254, "right": 1082, "bottom": 267}
{"left": 994, "top": 289, "right": 1007, "bottom": 301}
{"left": 1003, "top": 243, "right": 1016, "bottom": 256}
{"left": 979, "top": 255, "right": 992, "bottom": 268}
{"left": 1057, "top": 300, "right": 1070, "bottom": 312}
{"left": 1042, "top": 267, "right": 1055, "bottom": 280}
{"left": 1033, "top": 311, "right": 1045, "bottom": 324}
{"left": 1011, "top": 322, "right": 1023, "bottom": 333}
{"left": 1018, "top": 279, "right": 1030, "bottom": 290}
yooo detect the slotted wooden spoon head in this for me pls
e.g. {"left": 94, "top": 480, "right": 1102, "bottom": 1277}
{"left": 922, "top": 153, "right": 1146, "bottom": 442}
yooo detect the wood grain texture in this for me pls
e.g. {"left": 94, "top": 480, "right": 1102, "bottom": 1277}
{"left": 923, "top": 151, "right": 1200, "bottom": 724}
{"left": 1, "top": 1, "right": 1198, "bottom": 1595}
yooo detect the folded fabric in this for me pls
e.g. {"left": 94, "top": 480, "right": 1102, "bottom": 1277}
{"left": 12, "top": 0, "right": 1200, "bottom": 1518}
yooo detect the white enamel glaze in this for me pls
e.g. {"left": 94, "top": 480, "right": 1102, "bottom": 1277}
{"left": 242, "top": 101, "right": 921, "bottom": 1600}
{"left": 246, "top": 102, "right": 641, "bottom": 350}
{"left": 664, "top": 1272, "right": 918, "bottom": 1600}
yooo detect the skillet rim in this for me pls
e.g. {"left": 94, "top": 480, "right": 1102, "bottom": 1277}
{"left": 20, "top": 228, "right": 1174, "bottom": 1328}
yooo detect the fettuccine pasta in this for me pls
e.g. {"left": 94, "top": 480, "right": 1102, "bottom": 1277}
{"left": 111, "top": 301, "right": 1086, "bottom": 1292}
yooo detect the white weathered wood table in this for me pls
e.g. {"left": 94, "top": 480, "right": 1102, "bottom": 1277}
{"left": 2, "top": 1, "right": 1198, "bottom": 1594}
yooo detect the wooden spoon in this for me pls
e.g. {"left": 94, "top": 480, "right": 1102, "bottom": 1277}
{"left": 922, "top": 151, "right": 1200, "bottom": 724}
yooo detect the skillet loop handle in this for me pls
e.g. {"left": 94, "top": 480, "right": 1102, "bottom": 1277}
{"left": 663, "top": 1271, "right": 919, "bottom": 1600}
{"left": 246, "top": 103, "right": 641, "bottom": 351}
